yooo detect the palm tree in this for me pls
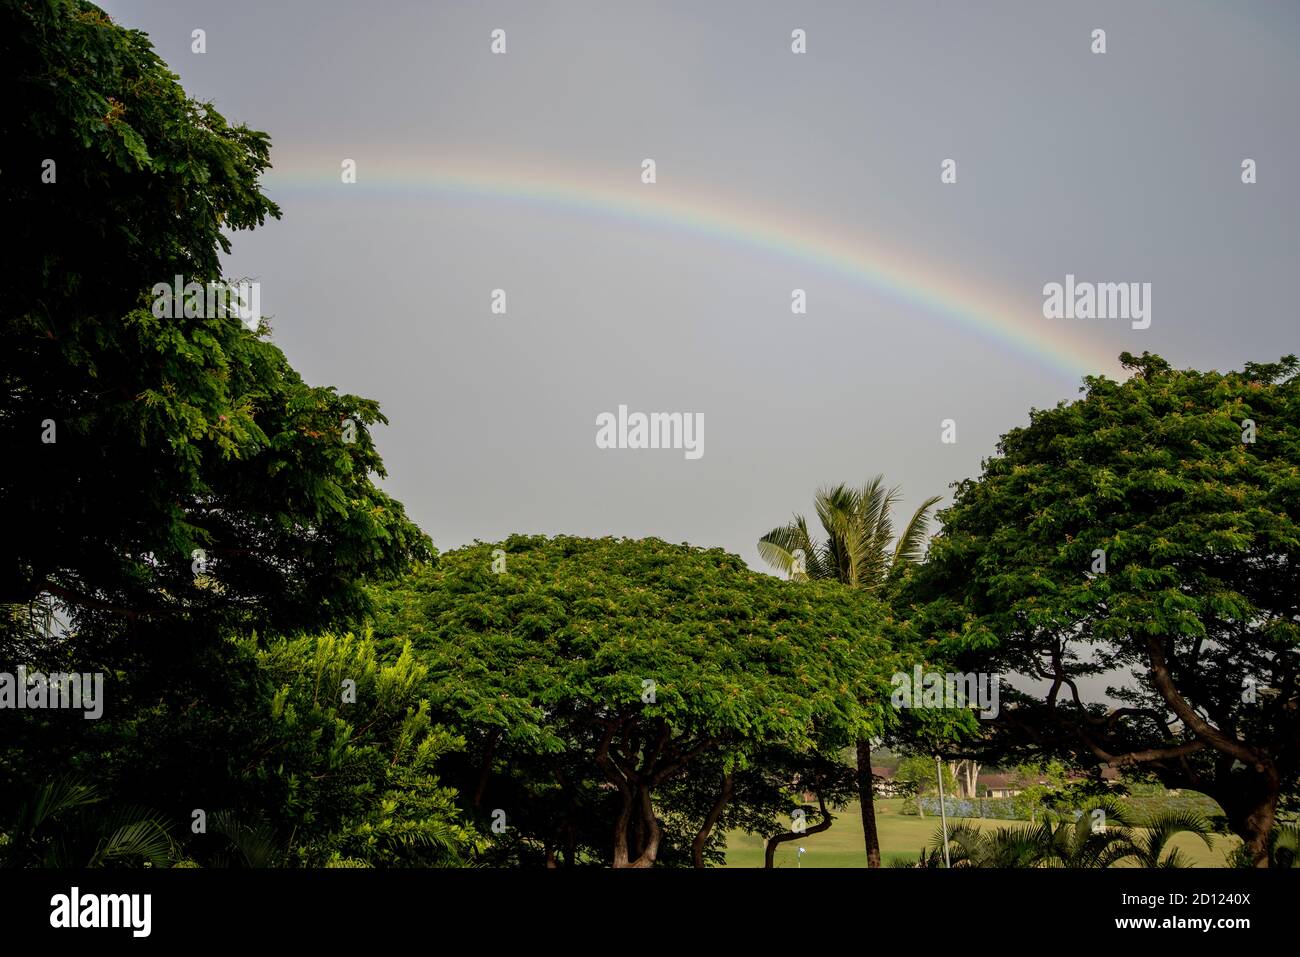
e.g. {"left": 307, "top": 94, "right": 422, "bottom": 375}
{"left": 894, "top": 821, "right": 984, "bottom": 868}
{"left": 759, "top": 476, "right": 941, "bottom": 868}
{"left": 915, "top": 803, "right": 1216, "bottom": 869}
{"left": 945, "top": 821, "right": 1045, "bottom": 868}
{"left": 915, "top": 801, "right": 1126, "bottom": 869}
{"left": 2, "top": 776, "right": 176, "bottom": 868}
{"left": 1033, "top": 801, "right": 1137, "bottom": 868}
{"left": 202, "top": 809, "right": 287, "bottom": 868}
{"left": 1114, "top": 811, "right": 1215, "bottom": 868}
{"left": 1269, "top": 822, "right": 1300, "bottom": 867}
{"left": 919, "top": 817, "right": 1127, "bottom": 868}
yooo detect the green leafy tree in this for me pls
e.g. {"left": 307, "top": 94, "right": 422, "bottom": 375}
{"left": 759, "top": 477, "right": 941, "bottom": 867}
{"left": 906, "top": 352, "right": 1300, "bottom": 866}
{"left": 0, "top": 0, "right": 428, "bottom": 641}
{"left": 1, "top": 633, "right": 483, "bottom": 868}
{"left": 0, "top": 2, "right": 455, "bottom": 866}
{"left": 227, "top": 631, "right": 483, "bottom": 867}
{"left": 1031, "top": 798, "right": 1136, "bottom": 868}
{"left": 1006, "top": 760, "right": 1071, "bottom": 822}
{"left": 371, "top": 535, "right": 901, "bottom": 867}
{"left": 757, "top": 477, "right": 940, "bottom": 588}
{"left": 916, "top": 798, "right": 1123, "bottom": 869}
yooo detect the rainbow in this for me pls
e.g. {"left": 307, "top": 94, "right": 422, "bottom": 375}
{"left": 263, "top": 151, "right": 1122, "bottom": 380}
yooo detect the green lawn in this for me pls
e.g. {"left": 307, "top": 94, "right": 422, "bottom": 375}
{"left": 722, "top": 798, "right": 1237, "bottom": 868}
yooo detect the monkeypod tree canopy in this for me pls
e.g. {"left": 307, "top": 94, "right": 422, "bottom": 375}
{"left": 371, "top": 535, "right": 901, "bottom": 867}
{"left": 906, "top": 352, "right": 1300, "bottom": 866}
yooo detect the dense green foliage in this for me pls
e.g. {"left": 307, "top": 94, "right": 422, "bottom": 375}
{"left": 1, "top": 0, "right": 428, "bottom": 639}
{"left": 217, "top": 631, "right": 482, "bottom": 866}
{"left": 0, "top": 632, "right": 480, "bottom": 867}
{"left": 906, "top": 352, "right": 1300, "bottom": 865}
{"left": 0, "top": 0, "right": 437, "bottom": 868}
{"left": 4, "top": 1, "right": 1295, "bottom": 875}
{"left": 371, "top": 535, "right": 903, "bottom": 866}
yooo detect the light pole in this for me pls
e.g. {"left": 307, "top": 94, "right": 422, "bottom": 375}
{"left": 935, "top": 755, "right": 951, "bottom": 868}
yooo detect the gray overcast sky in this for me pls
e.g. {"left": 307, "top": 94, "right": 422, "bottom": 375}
{"left": 101, "top": 0, "right": 1300, "bottom": 569}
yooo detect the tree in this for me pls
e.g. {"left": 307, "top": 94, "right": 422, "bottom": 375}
{"left": 894, "top": 755, "right": 957, "bottom": 818}
{"left": 0, "top": 631, "right": 484, "bottom": 868}
{"left": 759, "top": 477, "right": 941, "bottom": 866}
{"left": 1007, "top": 760, "right": 1071, "bottom": 823}
{"left": 228, "top": 631, "right": 484, "bottom": 867}
{"left": 369, "top": 535, "right": 901, "bottom": 867}
{"left": 0, "top": 1, "right": 434, "bottom": 865}
{"left": 0, "top": 0, "right": 428, "bottom": 642}
{"left": 921, "top": 816, "right": 1133, "bottom": 869}
{"left": 1031, "top": 798, "right": 1136, "bottom": 868}
{"left": 907, "top": 352, "right": 1300, "bottom": 866}
{"left": 950, "top": 759, "right": 980, "bottom": 799}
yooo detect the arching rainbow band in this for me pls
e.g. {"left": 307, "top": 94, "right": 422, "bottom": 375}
{"left": 263, "top": 153, "right": 1121, "bottom": 380}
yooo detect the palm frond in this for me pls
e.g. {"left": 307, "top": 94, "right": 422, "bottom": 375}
{"left": 90, "top": 808, "right": 176, "bottom": 867}
{"left": 890, "top": 494, "right": 943, "bottom": 575}
{"left": 1129, "top": 810, "right": 1214, "bottom": 867}
{"left": 22, "top": 777, "right": 102, "bottom": 833}
{"left": 813, "top": 484, "right": 859, "bottom": 583}
{"left": 1272, "top": 822, "right": 1300, "bottom": 868}
{"left": 767, "top": 476, "right": 939, "bottom": 592}
{"left": 3, "top": 776, "right": 104, "bottom": 867}
{"left": 857, "top": 477, "right": 895, "bottom": 587}
{"left": 210, "top": 809, "right": 284, "bottom": 868}
{"left": 758, "top": 517, "right": 818, "bottom": 581}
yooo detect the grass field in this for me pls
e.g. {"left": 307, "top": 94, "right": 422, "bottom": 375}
{"left": 722, "top": 798, "right": 1238, "bottom": 868}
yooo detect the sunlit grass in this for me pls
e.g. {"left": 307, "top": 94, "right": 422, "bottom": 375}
{"left": 722, "top": 798, "right": 1237, "bottom": 868}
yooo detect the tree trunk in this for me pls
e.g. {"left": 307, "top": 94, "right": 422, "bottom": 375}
{"left": 612, "top": 789, "right": 634, "bottom": 868}
{"left": 856, "top": 738, "right": 882, "bottom": 868}
{"left": 1219, "top": 774, "right": 1280, "bottom": 867}
{"left": 628, "top": 785, "right": 661, "bottom": 867}
{"left": 766, "top": 789, "right": 832, "bottom": 868}
{"left": 630, "top": 800, "right": 645, "bottom": 863}
{"left": 692, "top": 773, "right": 734, "bottom": 868}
